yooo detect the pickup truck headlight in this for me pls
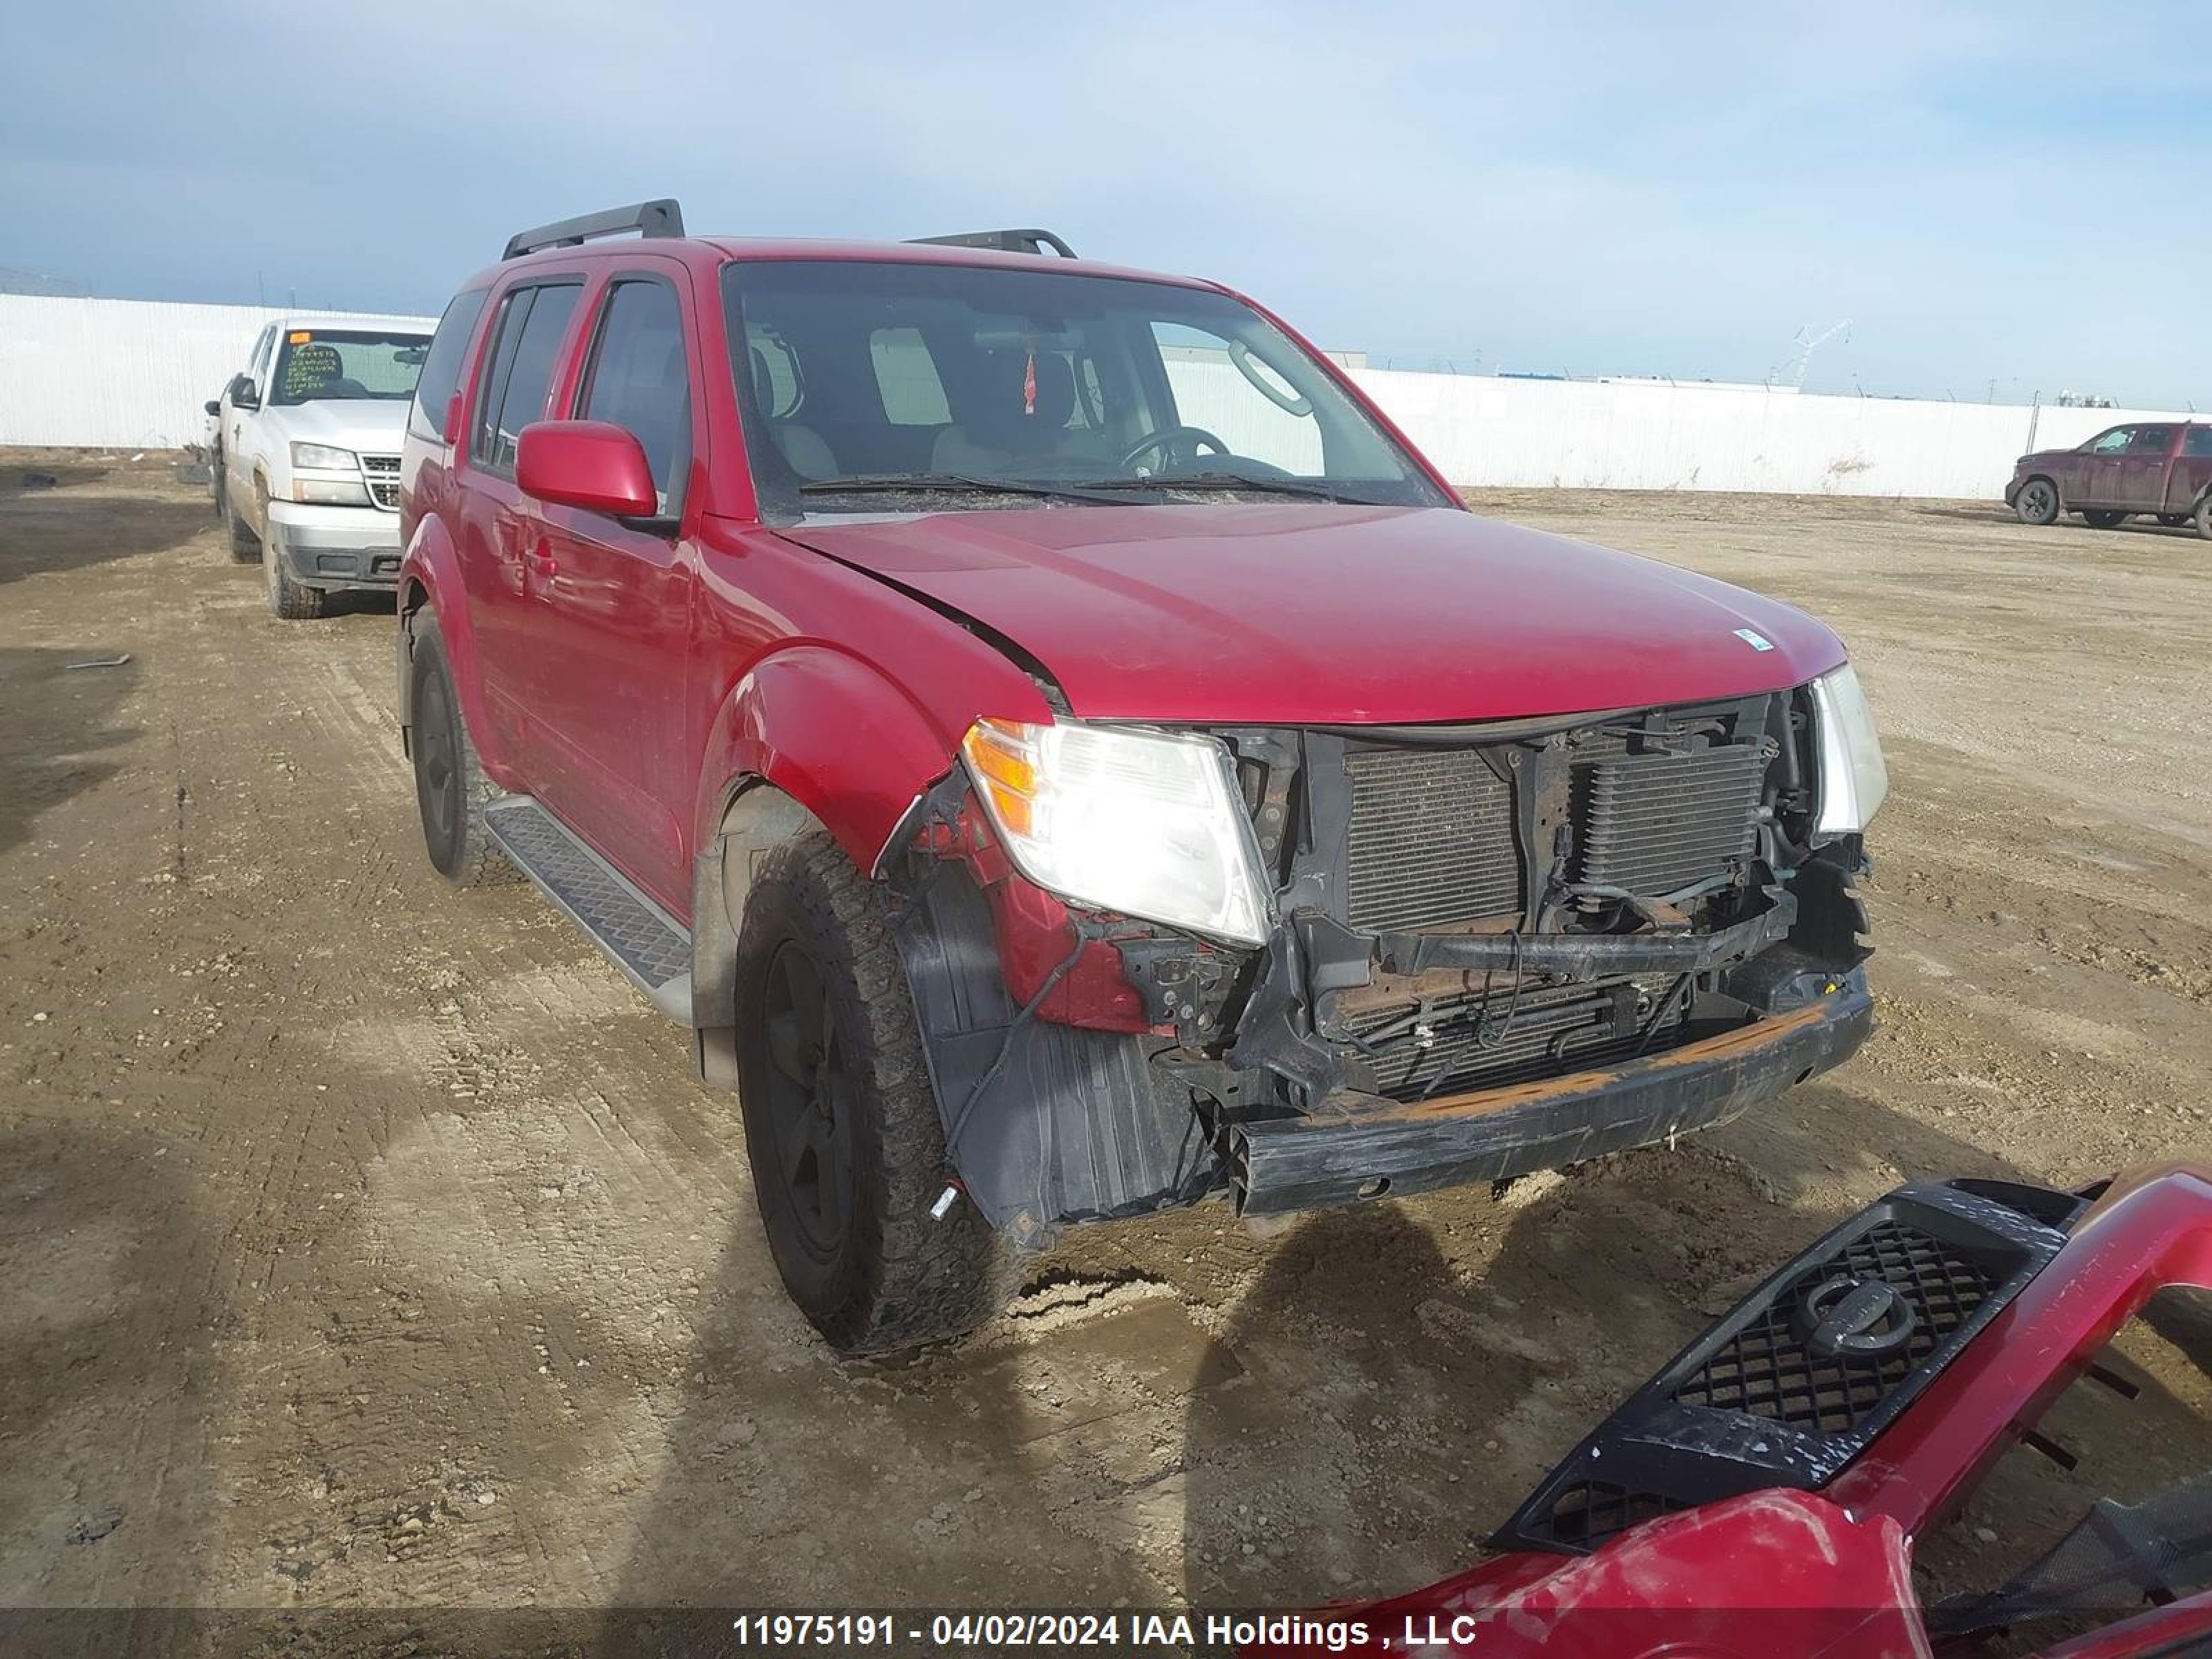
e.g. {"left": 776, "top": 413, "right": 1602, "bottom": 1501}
{"left": 961, "top": 719, "right": 1273, "bottom": 946}
{"left": 1809, "top": 663, "right": 1888, "bottom": 838}
{"left": 290, "top": 442, "right": 357, "bottom": 470}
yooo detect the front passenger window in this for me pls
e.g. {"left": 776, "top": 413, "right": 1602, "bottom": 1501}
{"left": 577, "top": 281, "right": 691, "bottom": 516}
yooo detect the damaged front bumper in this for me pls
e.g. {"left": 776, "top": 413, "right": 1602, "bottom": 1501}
{"left": 1227, "top": 981, "right": 1871, "bottom": 1215}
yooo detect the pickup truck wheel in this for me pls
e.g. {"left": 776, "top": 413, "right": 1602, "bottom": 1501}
{"left": 2197, "top": 498, "right": 2212, "bottom": 541}
{"left": 2014, "top": 477, "right": 2059, "bottom": 525}
{"left": 219, "top": 475, "right": 259, "bottom": 561}
{"left": 2082, "top": 509, "right": 2128, "bottom": 529}
{"left": 407, "top": 617, "right": 514, "bottom": 886}
{"left": 2159, "top": 514, "right": 2189, "bottom": 528}
{"left": 259, "top": 483, "right": 328, "bottom": 619}
{"left": 735, "top": 831, "right": 1018, "bottom": 1355}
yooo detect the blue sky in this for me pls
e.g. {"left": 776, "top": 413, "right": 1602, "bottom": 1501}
{"left": 6, "top": 1, "right": 2206, "bottom": 406}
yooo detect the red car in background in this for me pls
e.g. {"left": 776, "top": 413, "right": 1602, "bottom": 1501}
{"left": 2007, "top": 420, "right": 2212, "bottom": 536}
{"left": 396, "top": 201, "right": 1886, "bottom": 1354}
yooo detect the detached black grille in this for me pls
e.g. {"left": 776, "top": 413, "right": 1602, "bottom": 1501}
{"left": 1572, "top": 744, "right": 1764, "bottom": 898}
{"left": 1342, "top": 975, "right": 1683, "bottom": 1102}
{"left": 1535, "top": 1483, "right": 1690, "bottom": 1551}
{"left": 1674, "top": 1220, "right": 1994, "bottom": 1433}
{"left": 1344, "top": 749, "right": 1519, "bottom": 930}
{"left": 1493, "top": 1181, "right": 2072, "bottom": 1559}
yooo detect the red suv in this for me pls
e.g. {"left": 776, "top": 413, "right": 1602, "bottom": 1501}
{"left": 397, "top": 201, "right": 1887, "bottom": 1353}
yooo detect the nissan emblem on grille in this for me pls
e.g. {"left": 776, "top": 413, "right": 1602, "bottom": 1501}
{"left": 1794, "top": 1275, "right": 1917, "bottom": 1358}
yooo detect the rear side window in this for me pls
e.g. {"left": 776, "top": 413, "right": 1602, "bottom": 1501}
{"left": 2186, "top": 427, "right": 2212, "bottom": 459}
{"left": 409, "top": 290, "right": 489, "bottom": 443}
{"left": 471, "top": 283, "right": 582, "bottom": 474}
{"left": 574, "top": 279, "right": 692, "bottom": 516}
{"left": 870, "top": 328, "right": 951, "bottom": 425}
{"left": 2128, "top": 425, "right": 2175, "bottom": 454}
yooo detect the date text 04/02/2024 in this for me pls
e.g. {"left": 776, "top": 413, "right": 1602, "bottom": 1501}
{"left": 726, "top": 1612, "right": 1376, "bottom": 1651}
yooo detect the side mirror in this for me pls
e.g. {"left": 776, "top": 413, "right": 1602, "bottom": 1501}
{"left": 204, "top": 399, "right": 221, "bottom": 417}
{"left": 516, "top": 420, "right": 659, "bottom": 518}
{"left": 231, "top": 375, "right": 261, "bottom": 411}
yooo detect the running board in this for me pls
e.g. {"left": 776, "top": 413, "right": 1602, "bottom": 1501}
{"left": 482, "top": 797, "right": 693, "bottom": 1025}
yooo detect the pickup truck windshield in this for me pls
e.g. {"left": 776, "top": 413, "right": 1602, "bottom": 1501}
{"left": 721, "top": 260, "right": 1452, "bottom": 518}
{"left": 270, "top": 330, "right": 431, "bottom": 406}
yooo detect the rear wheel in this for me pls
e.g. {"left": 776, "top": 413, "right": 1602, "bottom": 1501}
{"left": 735, "top": 830, "right": 1018, "bottom": 1355}
{"left": 2083, "top": 509, "right": 2128, "bottom": 529}
{"left": 2159, "top": 513, "right": 2189, "bottom": 528}
{"left": 407, "top": 616, "right": 514, "bottom": 886}
{"left": 2014, "top": 477, "right": 2059, "bottom": 525}
{"left": 220, "top": 471, "right": 259, "bottom": 561}
{"left": 260, "top": 482, "right": 327, "bottom": 619}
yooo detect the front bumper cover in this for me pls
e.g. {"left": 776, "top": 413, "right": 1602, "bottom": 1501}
{"left": 1227, "top": 982, "right": 1873, "bottom": 1215}
{"left": 267, "top": 501, "right": 401, "bottom": 590}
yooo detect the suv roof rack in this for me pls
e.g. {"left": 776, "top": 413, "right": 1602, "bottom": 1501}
{"left": 907, "top": 228, "right": 1077, "bottom": 259}
{"left": 503, "top": 199, "right": 686, "bottom": 261}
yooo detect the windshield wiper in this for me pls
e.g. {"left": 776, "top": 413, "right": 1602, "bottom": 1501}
{"left": 1063, "top": 472, "right": 1374, "bottom": 504}
{"left": 796, "top": 473, "right": 1127, "bottom": 506}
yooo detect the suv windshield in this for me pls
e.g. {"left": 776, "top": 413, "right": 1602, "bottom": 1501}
{"left": 270, "top": 329, "right": 431, "bottom": 406}
{"left": 721, "top": 260, "right": 1452, "bottom": 518}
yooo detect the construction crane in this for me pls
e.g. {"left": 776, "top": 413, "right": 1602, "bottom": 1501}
{"left": 1772, "top": 320, "right": 1850, "bottom": 391}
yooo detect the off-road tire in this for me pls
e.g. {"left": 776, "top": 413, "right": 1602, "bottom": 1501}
{"left": 406, "top": 615, "right": 514, "bottom": 886}
{"left": 2014, "top": 476, "right": 2060, "bottom": 525}
{"left": 2197, "top": 496, "right": 2212, "bottom": 542}
{"left": 734, "top": 830, "right": 1019, "bottom": 1355}
{"left": 259, "top": 482, "right": 328, "bottom": 619}
{"left": 220, "top": 472, "right": 259, "bottom": 561}
{"left": 2082, "top": 509, "right": 2128, "bottom": 529}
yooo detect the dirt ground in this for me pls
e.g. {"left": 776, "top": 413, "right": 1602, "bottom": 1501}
{"left": 5, "top": 452, "right": 2212, "bottom": 1633}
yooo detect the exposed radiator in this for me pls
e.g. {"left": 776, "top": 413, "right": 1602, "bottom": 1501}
{"left": 1571, "top": 744, "right": 1764, "bottom": 899}
{"left": 1343, "top": 748, "right": 1521, "bottom": 931}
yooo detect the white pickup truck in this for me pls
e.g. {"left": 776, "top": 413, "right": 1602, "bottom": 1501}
{"left": 211, "top": 314, "right": 437, "bottom": 618}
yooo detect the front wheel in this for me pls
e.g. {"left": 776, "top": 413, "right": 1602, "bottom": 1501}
{"left": 734, "top": 830, "right": 1018, "bottom": 1355}
{"left": 2197, "top": 497, "right": 2212, "bottom": 542}
{"left": 2082, "top": 509, "right": 2128, "bottom": 529}
{"left": 2014, "top": 477, "right": 2059, "bottom": 525}
{"left": 260, "top": 485, "right": 327, "bottom": 619}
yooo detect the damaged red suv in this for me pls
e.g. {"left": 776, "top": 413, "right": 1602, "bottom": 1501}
{"left": 395, "top": 200, "right": 1887, "bottom": 1353}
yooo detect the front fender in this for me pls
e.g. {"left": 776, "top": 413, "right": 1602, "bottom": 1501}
{"left": 395, "top": 514, "right": 513, "bottom": 783}
{"left": 691, "top": 644, "right": 959, "bottom": 875}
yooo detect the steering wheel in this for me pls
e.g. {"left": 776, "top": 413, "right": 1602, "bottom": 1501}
{"left": 1119, "top": 424, "right": 1231, "bottom": 474}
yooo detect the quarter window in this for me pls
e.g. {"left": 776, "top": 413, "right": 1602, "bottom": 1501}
{"left": 411, "top": 289, "right": 489, "bottom": 444}
{"left": 2186, "top": 427, "right": 2212, "bottom": 459}
{"left": 575, "top": 280, "right": 692, "bottom": 516}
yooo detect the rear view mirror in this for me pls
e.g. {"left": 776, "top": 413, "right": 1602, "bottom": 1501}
{"left": 516, "top": 420, "right": 659, "bottom": 518}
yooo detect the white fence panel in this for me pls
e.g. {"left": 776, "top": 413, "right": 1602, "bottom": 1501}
{"left": 0, "top": 293, "right": 2197, "bottom": 498}
{"left": 0, "top": 296, "right": 391, "bottom": 450}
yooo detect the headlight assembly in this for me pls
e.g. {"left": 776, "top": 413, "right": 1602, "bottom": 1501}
{"left": 961, "top": 718, "right": 1273, "bottom": 946}
{"left": 290, "top": 442, "right": 357, "bottom": 470}
{"left": 1808, "top": 662, "right": 1888, "bottom": 838}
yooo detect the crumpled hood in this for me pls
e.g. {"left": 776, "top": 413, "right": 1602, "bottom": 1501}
{"left": 780, "top": 503, "right": 1848, "bottom": 725}
{"left": 268, "top": 398, "right": 411, "bottom": 458}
